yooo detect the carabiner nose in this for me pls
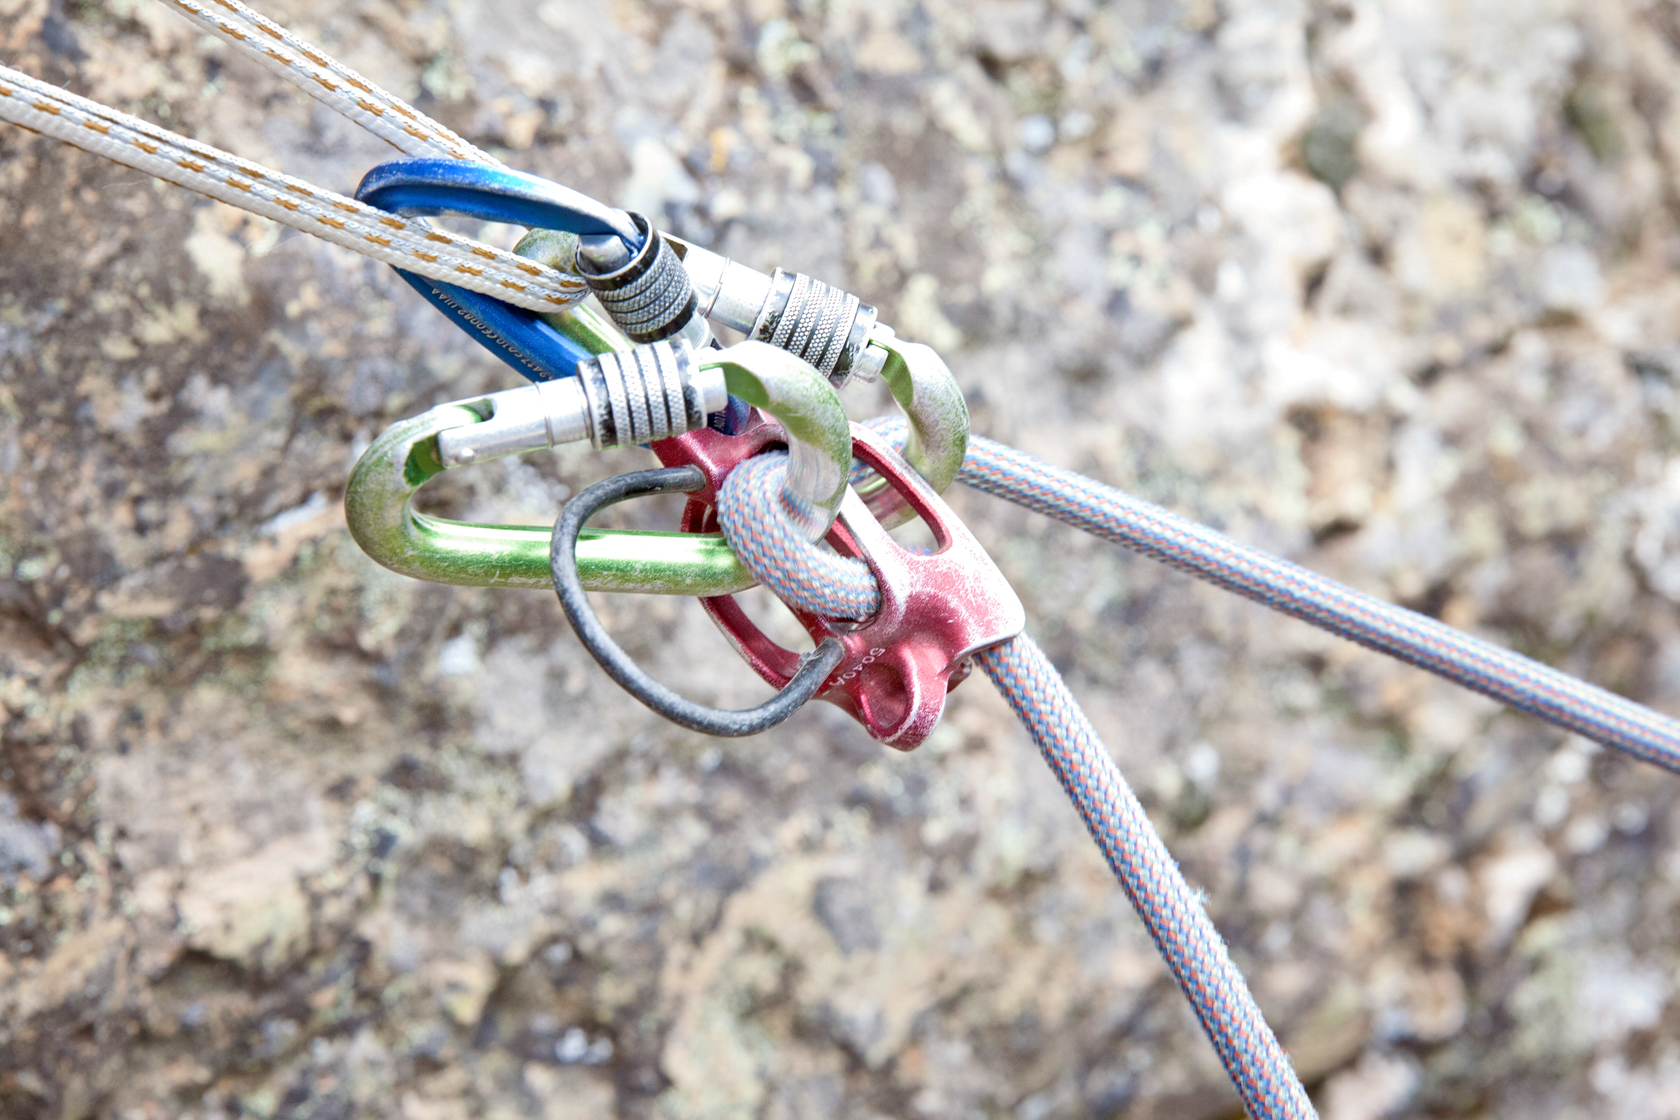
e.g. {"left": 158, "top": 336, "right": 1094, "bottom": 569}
{"left": 851, "top": 326, "right": 969, "bottom": 528}
{"left": 695, "top": 340, "right": 852, "bottom": 540}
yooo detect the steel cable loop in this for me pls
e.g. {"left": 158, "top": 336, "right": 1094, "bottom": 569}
{"left": 0, "top": 67, "right": 587, "bottom": 314}
{"left": 550, "top": 466, "right": 846, "bottom": 737}
{"left": 859, "top": 417, "right": 1680, "bottom": 774}
{"left": 714, "top": 450, "right": 1313, "bottom": 1117}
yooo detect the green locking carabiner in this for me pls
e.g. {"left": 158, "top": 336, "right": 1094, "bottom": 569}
{"left": 344, "top": 340, "right": 854, "bottom": 595}
{"left": 343, "top": 400, "right": 755, "bottom": 594}
{"left": 853, "top": 325, "right": 969, "bottom": 528}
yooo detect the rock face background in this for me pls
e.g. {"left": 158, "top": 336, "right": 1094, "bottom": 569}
{"left": 4, "top": 0, "right": 1680, "bottom": 1117}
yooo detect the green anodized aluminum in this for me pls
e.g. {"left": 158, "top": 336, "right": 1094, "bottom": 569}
{"left": 853, "top": 326, "right": 970, "bottom": 527}
{"left": 343, "top": 228, "right": 759, "bottom": 595}
{"left": 700, "top": 339, "right": 854, "bottom": 540}
{"left": 343, "top": 341, "right": 856, "bottom": 594}
{"left": 343, "top": 400, "right": 759, "bottom": 595}
{"left": 345, "top": 222, "right": 950, "bottom": 592}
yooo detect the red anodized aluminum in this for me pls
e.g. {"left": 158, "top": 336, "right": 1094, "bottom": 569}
{"left": 653, "top": 417, "right": 1025, "bottom": 749}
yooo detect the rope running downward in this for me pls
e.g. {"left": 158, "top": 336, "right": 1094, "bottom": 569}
{"left": 714, "top": 451, "right": 1318, "bottom": 1119}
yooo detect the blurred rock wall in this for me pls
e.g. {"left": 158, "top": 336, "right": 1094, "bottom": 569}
{"left": 4, "top": 0, "right": 1680, "bottom": 1117}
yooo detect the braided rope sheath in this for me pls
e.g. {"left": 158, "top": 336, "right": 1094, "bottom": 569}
{"left": 716, "top": 453, "right": 880, "bottom": 620}
{"left": 161, "top": 0, "right": 494, "bottom": 163}
{"left": 0, "top": 67, "right": 585, "bottom": 313}
{"left": 977, "top": 636, "right": 1315, "bottom": 1119}
{"left": 715, "top": 451, "right": 1314, "bottom": 1117}
{"left": 859, "top": 418, "right": 1680, "bottom": 773}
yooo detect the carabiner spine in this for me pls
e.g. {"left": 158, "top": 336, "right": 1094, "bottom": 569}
{"left": 346, "top": 405, "right": 758, "bottom": 596}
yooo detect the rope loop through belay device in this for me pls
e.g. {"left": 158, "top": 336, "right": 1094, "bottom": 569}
{"left": 8, "top": 3, "right": 1680, "bottom": 1115}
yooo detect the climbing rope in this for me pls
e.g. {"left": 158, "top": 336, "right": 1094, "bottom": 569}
{"left": 717, "top": 452, "right": 883, "bottom": 621}
{"left": 10, "top": 7, "right": 1680, "bottom": 1116}
{"left": 979, "top": 637, "right": 1315, "bottom": 1120}
{"left": 714, "top": 451, "right": 1316, "bottom": 1118}
{"left": 710, "top": 423, "right": 1680, "bottom": 1109}
{"left": 856, "top": 417, "right": 1680, "bottom": 774}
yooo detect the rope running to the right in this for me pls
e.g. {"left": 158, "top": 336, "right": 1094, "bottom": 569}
{"left": 715, "top": 452, "right": 1318, "bottom": 1119}
{"left": 859, "top": 418, "right": 1680, "bottom": 775}
{"left": 958, "top": 431, "right": 1680, "bottom": 774}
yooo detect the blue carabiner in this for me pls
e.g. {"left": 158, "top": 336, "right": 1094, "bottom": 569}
{"left": 354, "top": 158, "right": 640, "bottom": 381}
